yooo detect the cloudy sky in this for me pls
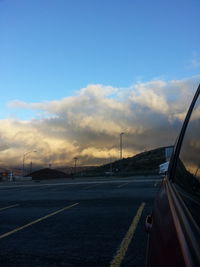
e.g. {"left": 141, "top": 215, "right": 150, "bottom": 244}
{"left": 0, "top": 0, "right": 200, "bottom": 167}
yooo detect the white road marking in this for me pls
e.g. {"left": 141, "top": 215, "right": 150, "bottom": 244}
{"left": 117, "top": 182, "right": 130, "bottom": 188}
{"left": 0, "top": 203, "right": 79, "bottom": 239}
{"left": 0, "top": 204, "right": 19, "bottom": 211}
{"left": 84, "top": 184, "right": 100, "bottom": 189}
{"left": 0, "top": 179, "right": 162, "bottom": 189}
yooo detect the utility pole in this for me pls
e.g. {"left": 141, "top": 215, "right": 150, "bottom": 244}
{"left": 109, "top": 155, "right": 112, "bottom": 176}
{"left": 120, "top": 132, "right": 124, "bottom": 160}
{"left": 30, "top": 161, "right": 32, "bottom": 174}
{"left": 74, "top": 157, "right": 78, "bottom": 175}
{"left": 22, "top": 150, "right": 37, "bottom": 176}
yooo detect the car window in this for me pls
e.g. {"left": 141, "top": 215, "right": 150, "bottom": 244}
{"left": 173, "top": 93, "right": 200, "bottom": 223}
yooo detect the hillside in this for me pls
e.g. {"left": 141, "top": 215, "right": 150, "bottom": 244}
{"left": 27, "top": 168, "right": 72, "bottom": 180}
{"left": 79, "top": 147, "right": 167, "bottom": 177}
{"left": 25, "top": 147, "right": 168, "bottom": 179}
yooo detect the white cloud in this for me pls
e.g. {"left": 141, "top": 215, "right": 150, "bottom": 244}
{"left": 1, "top": 76, "right": 200, "bottom": 167}
{"left": 129, "top": 80, "right": 169, "bottom": 114}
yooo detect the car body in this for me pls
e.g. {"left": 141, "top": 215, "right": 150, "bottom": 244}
{"left": 145, "top": 84, "right": 200, "bottom": 267}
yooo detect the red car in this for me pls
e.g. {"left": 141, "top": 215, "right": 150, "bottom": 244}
{"left": 146, "top": 84, "right": 200, "bottom": 267}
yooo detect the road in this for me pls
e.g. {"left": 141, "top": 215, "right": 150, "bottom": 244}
{"left": 0, "top": 176, "right": 162, "bottom": 267}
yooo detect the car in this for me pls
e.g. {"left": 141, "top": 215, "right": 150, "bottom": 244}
{"left": 145, "top": 84, "right": 200, "bottom": 267}
{"left": 159, "top": 161, "right": 169, "bottom": 175}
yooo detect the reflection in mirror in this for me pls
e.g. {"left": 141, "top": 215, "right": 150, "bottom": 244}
{"left": 174, "top": 94, "right": 200, "bottom": 225}
{"left": 174, "top": 95, "right": 200, "bottom": 197}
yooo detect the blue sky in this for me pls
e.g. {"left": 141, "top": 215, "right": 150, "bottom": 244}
{"left": 0, "top": 0, "right": 200, "bottom": 119}
{"left": 0, "top": 0, "right": 200, "bottom": 166}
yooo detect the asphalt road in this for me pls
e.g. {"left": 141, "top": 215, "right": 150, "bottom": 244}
{"left": 0, "top": 176, "right": 162, "bottom": 267}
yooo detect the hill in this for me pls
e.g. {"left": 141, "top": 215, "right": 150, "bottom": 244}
{"left": 25, "top": 147, "right": 169, "bottom": 179}
{"left": 79, "top": 147, "right": 167, "bottom": 177}
{"left": 27, "top": 168, "right": 72, "bottom": 180}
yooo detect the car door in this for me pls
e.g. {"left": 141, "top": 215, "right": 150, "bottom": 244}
{"left": 146, "top": 84, "right": 200, "bottom": 267}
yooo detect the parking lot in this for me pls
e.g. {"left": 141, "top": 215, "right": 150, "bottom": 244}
{"left": 0, "top": 176, "right": 162, "bottom": 267}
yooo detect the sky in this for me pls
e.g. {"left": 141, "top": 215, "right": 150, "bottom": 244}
{"left": 0, "top": 0, "right": 200, "bottom": 168}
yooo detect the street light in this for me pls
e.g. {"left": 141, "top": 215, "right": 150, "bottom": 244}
{"left": 73, "top": 157, "right": 78, "bottom": 175}
{"left": 108, "top": 153, "right": 113, "bottom": 176}
{"left": 22, "top": 150, "right": 37, "bottom": 176}
{"left": 119, "top": 132, "right": 124, "bottom": 160}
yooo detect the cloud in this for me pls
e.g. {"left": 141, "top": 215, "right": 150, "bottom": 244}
{"left": 1, "top": 77, "right": 200, "bottom": 167}
{"left": 129, "top": 80, "right": 169, "bottom": 114}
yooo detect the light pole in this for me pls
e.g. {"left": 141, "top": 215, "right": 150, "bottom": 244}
{"left": 73, "top": 157, "right": 78, "bottom": 175}
{"left": 109, "top": 154, "right": 113, "bottom": 175}
{"left": 22, "top": 150, "right": 37, "bottom": 176}
{"left": 30, "top": 161, "right": 33, "bottom": 174}
{"left": 119, "top": 132, "right": 124, "bottom": 160}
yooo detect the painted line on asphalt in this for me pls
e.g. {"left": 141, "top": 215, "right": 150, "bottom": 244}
{"left": 110, "top": 202, "right": 146, "bottom": 267}
{"left": 0, "top": 179, "right": 162, "bottom": 189}
{"left": 117, "top": 182, "right": 130, "bottom": 188}
{"left": 0, "top": 202, "right": 79, "bottom": 239}
{"left": 0, "top": 204, "right": 19, "bottom": 212}
{"left": 84, "top": 184, "right": 100, "bottom": 189}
